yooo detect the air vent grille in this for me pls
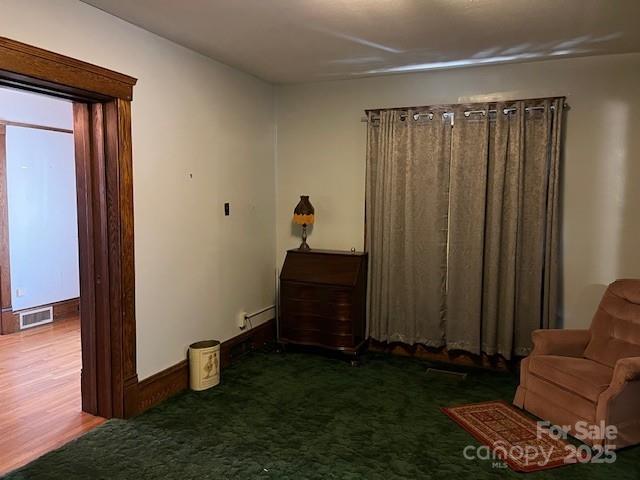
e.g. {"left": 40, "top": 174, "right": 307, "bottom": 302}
{"left": 19, "top": 306, "right": 53, "bottom": 329}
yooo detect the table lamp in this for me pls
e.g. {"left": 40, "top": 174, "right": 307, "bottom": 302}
{"left": 293, "top": 195, "right": 314, "bottom": 250}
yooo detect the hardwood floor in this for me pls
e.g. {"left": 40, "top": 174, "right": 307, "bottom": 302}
{"left": 0, "top": 316, "right": 104, "bottom": 475}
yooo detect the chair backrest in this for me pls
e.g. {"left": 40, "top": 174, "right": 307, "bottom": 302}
{"left": 584, "top": 279, "right": 640, "bottom": 367}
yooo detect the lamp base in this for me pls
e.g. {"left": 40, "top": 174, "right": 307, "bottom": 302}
{"left": 298, "top": 223, "right": 311, "bottom": 251}
{"left": 298, "top": 240, "right": 311, "bottom": 251}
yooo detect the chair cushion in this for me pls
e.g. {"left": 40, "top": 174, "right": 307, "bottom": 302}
{"left": 529, "top": 355, "right": 613, "bottom": 402}
{"left": 584, "top": 279, "right": 640, "bottom": 367}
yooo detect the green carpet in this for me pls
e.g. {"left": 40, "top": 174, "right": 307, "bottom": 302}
{"left": 4, "top": 351, "right": 640, "bottom": 479}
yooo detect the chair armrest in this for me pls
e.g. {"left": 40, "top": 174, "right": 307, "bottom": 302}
{"left": 530, "top": 329, "right": 590, "bottom": 357}
{"left": 610, "top": 357, "right": 640, "bottom": 387}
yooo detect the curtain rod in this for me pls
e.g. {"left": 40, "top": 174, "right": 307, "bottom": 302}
{"left": 361, "top": 104, "right": 567, "bottom": 123}
{"left": 364, "top": 97, "right": 566, "bottom": 115}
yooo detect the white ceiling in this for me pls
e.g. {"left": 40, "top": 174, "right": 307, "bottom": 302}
{"left": 82, "top": 0, "right": 640, "bottom": 84}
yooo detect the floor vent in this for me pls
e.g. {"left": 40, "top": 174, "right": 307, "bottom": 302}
{"left": 19, "top": 306, "right": 54, "bottom": 330}
{"left": 425, "top": 368, "right": 468, "bottom": 381}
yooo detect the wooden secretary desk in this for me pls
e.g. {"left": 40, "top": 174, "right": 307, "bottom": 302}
{"left": 279, "top": 249, "right": 367, "bottom": 359}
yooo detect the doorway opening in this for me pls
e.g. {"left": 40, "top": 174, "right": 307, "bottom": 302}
{"left": 1, "top": 87, "right": 80, "bottom": 332}
{"left": 0, "top": 35, "right": 138, "bottom": 471}
{"left": 0, "top": 86, "right": 103, "bottom": 474}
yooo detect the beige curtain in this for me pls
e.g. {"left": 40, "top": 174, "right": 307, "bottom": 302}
{"left": 445, "top": 104, "right": 490, "bottom": 353}
{"left": 446, "top": 99, "right": 564, "bottom": 357}
{"left": 366, "top": 109, "right": 451, "bottom": 345}
{"left": 367, "top": 98, "right": 564, "bottom": 358}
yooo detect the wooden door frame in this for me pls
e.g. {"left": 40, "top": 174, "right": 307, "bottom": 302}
{"left": 0, "top": 37, "right": 138, "bottom": 418}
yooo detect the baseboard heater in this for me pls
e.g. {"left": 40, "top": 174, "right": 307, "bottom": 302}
{"left": 19, "top": 306, "right": 54, "bottom": 329}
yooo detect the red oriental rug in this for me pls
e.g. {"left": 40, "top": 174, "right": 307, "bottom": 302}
{"left": 443, "top": 400, "right": 571, "bottom": 473}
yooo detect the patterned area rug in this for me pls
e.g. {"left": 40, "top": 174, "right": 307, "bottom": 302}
{"left": 443, "top": 400, "right": 571, "bottom": 473}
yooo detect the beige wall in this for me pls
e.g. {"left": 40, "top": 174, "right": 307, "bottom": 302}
{"left": 3, "top": 1, "right": 638, "bottom": 370}
{"left": 1, "top": 0, "right": 276, "bottom": 379}
{"left": 276, "top": 53, "right": 640, "bottom": 330}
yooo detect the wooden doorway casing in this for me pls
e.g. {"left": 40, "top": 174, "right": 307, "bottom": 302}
{"left": 0, "top": 37, "right": 138, "bottom": 418}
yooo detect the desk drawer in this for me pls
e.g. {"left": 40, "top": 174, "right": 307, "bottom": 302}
{"left": 326, "top": 287, "right": 353, "bottom": 305}
{"left": 280, "top": 313, "right": 353, "bottom": 335}
{"left": 281, "top": 282, "right": 322, "bottom": 301}
{"left": 281, "top": 329, "right": 355, "bottom": 349}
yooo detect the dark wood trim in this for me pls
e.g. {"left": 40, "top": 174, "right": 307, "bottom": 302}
{"left": 219, "top": 318, "right": 277, "bottom": 368}
{"left": 53, "top": 297, "right": 80, "bottom": 320}
{"left": 0, "top": 309, "right": 13, "bottom": 335}
{"left": 73, "top": 99, "right": 138, "bottom": 418}
{"left": 134, "top": 360, "right": 189, "bottom": 417}
{"left": 104, "top": 98, "right": 138, "bottom": 418}
{"left": 0, "top": 36, "right": 139, "bottom": 419}
{"left": 73, "top": 102, "right": 98, "bottom": 414}
{"left": 0, "top": 124, "right": 10, "bottom": 314}
{"left": 0, "top": 37, "right": 137, "bottom": 101}
{"left": 130, "top": 318, "right": 276, "bottom": 417}
{"left": 0, "top": 297, "right": 80, "bottom": 335}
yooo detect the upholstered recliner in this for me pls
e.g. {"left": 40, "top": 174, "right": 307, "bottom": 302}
{"left": 514, "top": 279, "right": 640, "bottom": 449}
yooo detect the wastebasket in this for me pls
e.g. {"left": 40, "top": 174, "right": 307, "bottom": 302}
{"left": 189, "top": 340, "right": 220, "bottom": 391}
